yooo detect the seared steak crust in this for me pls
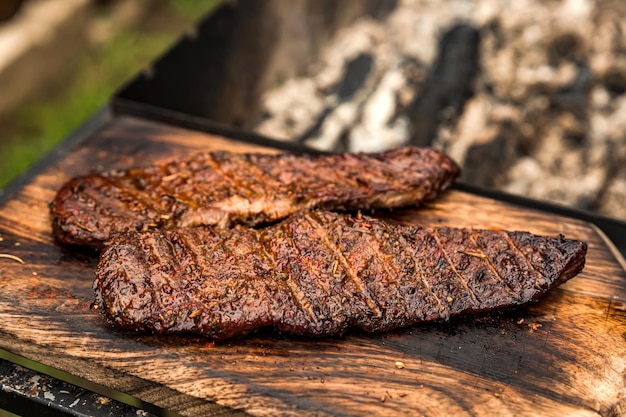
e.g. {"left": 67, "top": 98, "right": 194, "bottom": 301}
{"left": 51, "top": 147, "right": 459, "bottom": 248}
{"left": 94, "top": 211, "right": 587, "bottom": 340}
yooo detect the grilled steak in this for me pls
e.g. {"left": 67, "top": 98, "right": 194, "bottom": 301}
{"left": 51, "top": 147, "right": 459, "bottom": 248}
{"left": 94, "top": 210, "right": 587, "bottom": 340}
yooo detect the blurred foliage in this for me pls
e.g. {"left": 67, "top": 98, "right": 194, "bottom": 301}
{"left": 0, "top": 0, "right": 220, "bottom": 191}
{"left": 170, "top": 0, "right": 221, "bottom": 20}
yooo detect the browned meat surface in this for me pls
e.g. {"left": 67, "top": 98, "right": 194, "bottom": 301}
{"left": 50, "top": 147, "right": 459, "bottom": 248}
{"left": 94, "top": 210, "right": 587, "bottom": 340}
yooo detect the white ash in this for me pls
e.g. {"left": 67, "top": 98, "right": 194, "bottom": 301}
{"left": 254, "top": 0, "right": 626, "bottom": 221}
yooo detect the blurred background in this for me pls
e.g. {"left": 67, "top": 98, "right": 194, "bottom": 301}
{"left": 0, "top": 0, "right": 218, "bottom": 190}
{"left": 2, "top": 0, "right": 626, "bottom": 222}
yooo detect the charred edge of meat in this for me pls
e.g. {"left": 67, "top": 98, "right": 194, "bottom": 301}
{"left": 51, "top": 147, "right": 460, "bottom": 248}
{"left": 93, "top": 211, "right": 587, "bottom": 340}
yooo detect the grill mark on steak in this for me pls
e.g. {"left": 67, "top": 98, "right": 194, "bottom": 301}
{"left": 502, "top": 232, "right": 544, "bottom": 281}
{"left": 274, "top": 221, "right": 321, "bottom": 328}
{"left": 141, "top": 232, "right": 180, "bottom": 332}
{"left": 94, "top": 210, "right": 587, "bottom": 340}
{"left": 489, "top": 232, "right": 539, "bottom": 301}
{"left": 398, "top": 230, "right": 447, "bottom": 320}
{"left": 103, "top": 175, "right": 167, "bottom": 219}
{"left": 472, "top": 231, "right": 513, "bottom": 289}
{"left": 412, "top": 256, "right": 447, "bottom": 320}
{"left": 128, "top": 168, "right": 199, "bottom": 218}
{"left": 431, "top": 229, "right": 480, "bottom": 307}
{"left": 52, "top": 147, "right": 459, "bottom": 248}
{"left": 252, "top": 229, "right": 288, "bottom": 324}
{"left": 202, "top": 153, "right": 248, "bottom": 194}
{"left": 474, "top": 231, "right": 543, "bottom": 301}
{"left": 77, "top": 176, "right": 163, "bottom": 238}
{"left": 445, "top": 229, "right": 521, "bottom": 310}
{"left": 353, "top": 222, "right": 409, "bottom": 320}
{"left": 332, "top": 215, "right": 413, "bottom": 326}
{"left": 466, "top": 232, "right": 519, "bottom": 301}
{"left": 509, "top": 231, "right": 576, "bottom": 290}
{"left": 236, "top": 155, "right": 285, "bottom": 194}
{"left": 304, "top": 212, "right": 383, "bottom": 319}
{"left": 411, "top": 229, "right": 463, "bottom": 319}
{"left": 438, "top": 228, "right": 533, "bottom": 311}
{"left": 283, "top": 215, "right": 352, "bottom": 332}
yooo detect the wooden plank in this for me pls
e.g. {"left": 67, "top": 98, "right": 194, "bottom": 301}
{"left": 0, "top": 115, "right": 625, "bottom": 417}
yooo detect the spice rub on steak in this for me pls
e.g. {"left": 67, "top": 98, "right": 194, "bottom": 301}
{"left": 94, "top": 210, "right": 587, "bottom": 340}
{"left": 51, "top": 147, "right": 459, "bottom": 248}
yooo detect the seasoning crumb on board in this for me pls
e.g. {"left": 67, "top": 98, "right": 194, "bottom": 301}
{"left": 0, "top": 253, "right": 25, "bottom": 264}
{"left": 380, "top": 390, "right": 393, "bottom": 402}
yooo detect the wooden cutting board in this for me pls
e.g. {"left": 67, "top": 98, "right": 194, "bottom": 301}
{"left": 1, "top": 115, "right": 625, "bottom": 417}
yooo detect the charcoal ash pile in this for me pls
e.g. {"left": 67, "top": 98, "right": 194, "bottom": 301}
{"left": 254, "top": 0, "right": 626, "bottom": 221}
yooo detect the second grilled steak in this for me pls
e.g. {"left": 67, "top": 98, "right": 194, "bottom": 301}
{"left": 51, "top": 147, "right": 459, "bottom": 248}
{"left": 94, "top": 210, "right": 587, "bottom": 340}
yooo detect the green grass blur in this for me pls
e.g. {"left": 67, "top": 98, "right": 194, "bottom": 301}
{"left": 0, "top": 0, "right": 219, "bottom": 191}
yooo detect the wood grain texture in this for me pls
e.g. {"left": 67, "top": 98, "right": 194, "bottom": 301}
{"left": 1, "top": 115, "right": 625, "bottom": 417}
